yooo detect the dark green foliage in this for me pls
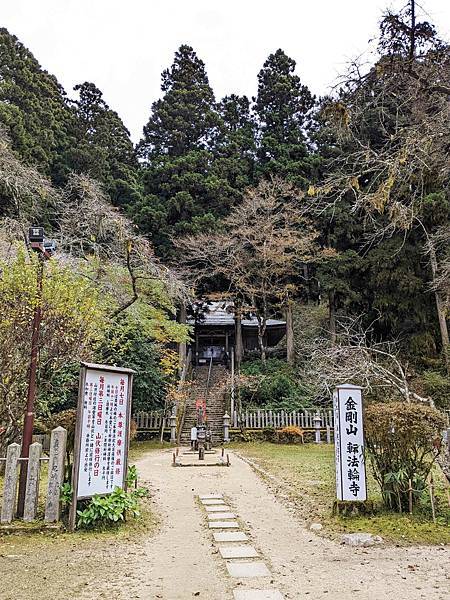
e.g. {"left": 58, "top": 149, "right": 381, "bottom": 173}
{"left": 255, "top": 49, "right": 316, "bottom": 185}
{"left": 422, "top": 370, "right": 450, "bottom": 409}
{"left": 239, "top": 358, "right": 313, "bottom": 410}
{"left": 38, "top": 362, "right": 80, "bottom": 414}
{"left": 214, "top": 94, "right": 256, "bottom": 196}
{"left": 72, "top": 82, "right": 142, "bottom": 208}
{"left": 98, "top": 317, "right": 168, "bottom": 412}
{"left": 136, "top": 45, "right": 220, "bottom": 255}
{"left": 138, "top": 45, "right": 218, "bottom": 158}
{"left": 135, "top": 46, "right": 255, "bottom": 257}
{"left": 0, "top": 28, "right": 80, "bottom": 183}
{"left": 365, "top": 402, "right": 445, "bottom": 512}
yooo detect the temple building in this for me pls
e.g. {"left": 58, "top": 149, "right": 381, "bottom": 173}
{"left": 187, "top": 301, "right": 286, "bottom": 365}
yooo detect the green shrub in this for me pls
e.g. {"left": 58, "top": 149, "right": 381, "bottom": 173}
{"left": 238, "top": 359, "right": 313, "bottom": 410}
{"left": 422, "top": 370, "right": 450, "bottom": 409}
{"left": 77, "top": 486, "right": 148, "bottom": 528}
{"left": 365, "top": 402, "right": 445, "bottom": 512}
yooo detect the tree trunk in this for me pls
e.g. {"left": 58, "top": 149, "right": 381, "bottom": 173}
{"left": 428, "top": 241, "right": 450, "bottom": 370}
{"left": 285, "top": 298, "right": 295, "bottom": 365}
{"left": 257, "top": 314, "right": 268, "bottom": 364}
{"left": 258, "top": 330, "right": 267, "bottom": 364}
{"left": 329, "top": 290, "right": 337, "bottom": 345}
{"left": 303, "top": 264, "right": 309, "bottom": 303}
{"left": 235, "top": 305, "right": 244, "bottom": 368}
{"left": 178, "top": 303, "right": 187, "bottom": 375}
{"left": 409, "top": 0, "right": 416, "bottom": 63}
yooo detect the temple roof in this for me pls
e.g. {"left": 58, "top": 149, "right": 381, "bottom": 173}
{"left": 187, "top": 301, "right": 285, "bottom": 328}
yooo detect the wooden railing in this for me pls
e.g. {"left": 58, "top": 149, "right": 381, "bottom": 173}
{"left": 133, "top": 408, "right": 334, "bottom": 431}
{"left": 133, "top": 411, "right": 167, "bottom": 430}
{"left": 231, "top": 409, "right": 333, "bottom": 429}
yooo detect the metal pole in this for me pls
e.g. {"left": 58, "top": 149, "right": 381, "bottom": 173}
{"left": 17, "top": 254, "right": 44, "bottom": 516}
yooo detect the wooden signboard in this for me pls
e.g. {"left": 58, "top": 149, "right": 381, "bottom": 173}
{"left": 69, "top": 362, "right": 135, "bottom": 530}
{"left": 333, "top": 384, "right": 367, "bottom": 502}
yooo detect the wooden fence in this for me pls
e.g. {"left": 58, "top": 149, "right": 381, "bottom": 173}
{"left": 0, "top": 427, "right": 67, "bottom": 525}
{"left": 133, "top": 411, "right": 168, "bottom": 430}
{"left": 133, "top": 409, "right": 333, "bottom": 431}
{"left": 231, "top": 409, "right": 333, "bottom": 429}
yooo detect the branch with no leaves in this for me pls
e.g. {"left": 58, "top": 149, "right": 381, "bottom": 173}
{"left": 303, "top": 315, "right": 431, "bottom": 405}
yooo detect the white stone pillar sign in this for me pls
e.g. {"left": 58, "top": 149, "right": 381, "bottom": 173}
{"left": 333, "top": 384, "right": 367, "bottom": 502}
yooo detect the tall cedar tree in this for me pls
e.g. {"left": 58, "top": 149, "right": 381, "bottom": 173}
{"left": 73, "top": 82, "right": 142, "bottom": 208}
{"left": 255, "top": 49, "right": 316, "bottom": 186}
{"left": 135, "top": 46, "right": 254, "bottom": 257}
{"left": 0, "top": 28, "right": 81, "bottom": 185}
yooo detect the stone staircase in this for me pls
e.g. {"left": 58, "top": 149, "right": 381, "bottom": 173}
{"left": 180, "top": 365, "right": 229, "bottom": 445}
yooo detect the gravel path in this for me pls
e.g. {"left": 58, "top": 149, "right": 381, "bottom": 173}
{"left": 1, "top": 447, "right": 448, "bottom": 599}
{"left": 98, "top": 447, "right": 449, "bottom": 599}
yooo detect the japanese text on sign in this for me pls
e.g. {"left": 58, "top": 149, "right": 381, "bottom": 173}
{"left": 333, "top": 385, "right": 367, "bottom": 502}
{"left": 76, "top": 369, "right": 130, "bottom": 498}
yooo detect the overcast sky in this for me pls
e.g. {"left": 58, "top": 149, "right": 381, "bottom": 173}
{"left": 2, "top": 1, "right": 450, "bottom": 142}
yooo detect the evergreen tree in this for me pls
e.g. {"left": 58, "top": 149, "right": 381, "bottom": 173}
{"left": 138, "top": 44, "right": 218, "bottom": 158}
{"left": 213, "top": 94, "right": 256, "bottom": 200}
{"left": 135, "top": 45, "right": 244, "bottom": 257}
{"left": 254, "top": 49, "right": 316, "bottom": 185}
{"left": 73, "top": 82, "right": 142, "bottom": 208}
{"left": 0, "top": 28, "right": 79, "bottom": 184}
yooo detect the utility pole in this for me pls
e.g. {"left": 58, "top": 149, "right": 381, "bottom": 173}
{"left": 16, "top": 227, "right": 53, "bottom": 517}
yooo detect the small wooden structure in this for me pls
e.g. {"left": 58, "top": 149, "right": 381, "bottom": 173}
{"left": 188, "top": 301, "right": 286, "bottom": 366}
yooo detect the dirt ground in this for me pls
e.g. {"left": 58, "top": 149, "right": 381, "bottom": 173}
{"left": 0, "top": 448, "right": 449, "bottom": 600}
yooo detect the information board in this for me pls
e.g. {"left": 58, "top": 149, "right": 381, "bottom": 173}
{"left": 333, "top": 384, "right": 367, "bottom": 502}
{"left": 72, "top": 363, "right": 134, "bottom": 500}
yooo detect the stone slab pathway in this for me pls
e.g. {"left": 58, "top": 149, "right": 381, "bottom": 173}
{"left": 209, "top": 520, "right": 240, "bottom": 529}
{"left": 214, "top": 531, "right": 249, "bottom": 542}
{"left": 233, "top": 591, "right": 285, "bottom": 600}
{"left": 226, "top": 561, "right": 271, "bottom": 578}
{"left": 219, "top": 545, "right": 259, "bottom": 559}
{"left": 208, "top": 512, "right": 237, "bottom": 520}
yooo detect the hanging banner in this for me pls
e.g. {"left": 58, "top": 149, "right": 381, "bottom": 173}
{"left": 333, "top": 384, "right": 367, "bottom": 502}
{"left": 72, "top": 363, "right": 135, "bottom": 501}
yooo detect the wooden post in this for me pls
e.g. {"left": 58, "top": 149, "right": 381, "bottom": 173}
{"left": 23, "top": 442, "right": 42, "bottom": 522}
{"left": 285, "top": 295, "right": 295, "bottom": 365}
{"left": 45, "top": 426, "right": 67, "bottom": 523}
{"left": 408, "top": 478, "right": 413, "bottom": 515}
{"left": 235, "top": 306, "right": 244, "bottom": 367}
{"left": 1, "top": 443, "right": 20, "bottom": 523}
{"left": 178, "top": 303, "right": 187, "bottom": 375}
{"left": 429, "top": 476, "right": 436, "bottom": 524}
